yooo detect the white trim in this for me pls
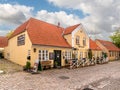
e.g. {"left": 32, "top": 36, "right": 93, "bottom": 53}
{"left": 72, "top": 25, "right": 82, "bottom": 47}
{"left": 71, "top": 24, "right": 90, "bottom": 48}
{"left": 65, "top": 50, "right": 72, "bottom": 59}
{"left": 82, "top": 25, "right": 90, "bottom": 49}
{"left": 39, "top": 50, "right": 49, "bottom": 61}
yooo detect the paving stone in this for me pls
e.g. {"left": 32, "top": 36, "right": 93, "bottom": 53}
{"left": 0, "top": 60, "right": 120, "bottom": 90}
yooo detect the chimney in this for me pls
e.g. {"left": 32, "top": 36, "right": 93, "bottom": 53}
{"left": 57, "top": 22, "right": 60, "bottom": 28}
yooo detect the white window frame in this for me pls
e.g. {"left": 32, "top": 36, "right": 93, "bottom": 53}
{"left": 83, "top": 37, "right": 86, "bottom": 46}
{"left": 65, "top": 51, "right": 72, "bottom": 60}
{"left": 80, "top": 52, "right": 83, "bottom": 60}
{"left": 17, "top": 34, "right": 25, "bottom": 46}
{"left": 39, "top": 50, "right": 49, "bottom": 61}
{"left": 85, "top": 52, "right": 87, "bottom": 58}
{"left": 76, "top": 36, "right": 80, "bottom": 45}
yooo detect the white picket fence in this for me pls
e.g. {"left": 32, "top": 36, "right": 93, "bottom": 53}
{"left": 69, "top": 57, "right": 109, "bottom": 69}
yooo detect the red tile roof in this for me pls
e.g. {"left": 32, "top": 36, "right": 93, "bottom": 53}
{"left": 90, "top": 39, "right": 101, "bottom": 50}
{"left": 10, "top": 18, "right": 71, "bottom": 48}
{"left": 96, "top": 39, "right": 120, "bottom": 51}
{"left": 64, "top": 24, "right": 80, "bottom": 35}
{"left": 0, "top": 36, "right": 8, "bottom": 47}
{"left": 9, "top": 20, "right": 29, "bottom": 39}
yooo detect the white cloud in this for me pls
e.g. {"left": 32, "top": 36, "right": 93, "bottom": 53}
{"left": 35, "top": 10, "right": 80, "bottom": 27}
{"left": 47, "top": 0, "right": 120, "bottom": 40}
{"left": 1, "top": 1, "right": 120, "bottom": 40}
{"left": 0, "top": 3, "right": 33, "bottom": 36}
{"left": 0, "top": 30, "right": 8, "bottom": 36}
{"left": 0, "top": 4, "right": 33, "bottom": 25}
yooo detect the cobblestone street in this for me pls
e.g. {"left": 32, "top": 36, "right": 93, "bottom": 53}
{"left": 0, "top": 60, "right": 120, "bottom": 90}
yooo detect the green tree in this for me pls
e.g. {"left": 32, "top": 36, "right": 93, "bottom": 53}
{"left": 6, "top": 30, "right": 14, "bottom": 38}
{"left": 88, "top": 49, "right": 92, "bottom": 60}
{"left": 110, "top": 29, "right": 120, "bottom": 48}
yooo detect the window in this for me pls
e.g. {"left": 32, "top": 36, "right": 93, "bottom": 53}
{"left": 39, "top": 50, "right": 48, "bottom": 61}
{"left": 17, "top": 34, "right": 25, "bottom": 46}
{"left": 115, "top": 51, "right": 117, "bottom": 56}
{"left": 97, "top": 51, "right": 100, "bottom": 57}
{"left": 83, "top": 37, "right": 86, "bottom": 46}
{"left": 27, "top": 50, "right": 31, "bottom": 60}
{"left": 95, "top": 51, "right": 97, "bottom": 58}
{"left": 28, "top": 50, "right": 31, "bottom": 56}
{"left": 113, "top": 51, "right": 115, "bottom": 57}
{"left": 80, "top": 52, "right": 83, "bottom": 60}
{"left": 49, "top": 52, "right": 54, "bottom": 60}
{"left": 109, "top": 51, "right": 112, "bottom": 57}
{"left": 65, "top": 51, "right": 72, "bottom": 60}
{"left": 76, "top": 36, "right": 80, "bottom": 45}
{"left": 85, "top": 52, "right": 87, "bottom": 58}
{"left": 112, "top": 51, "right": 114, "bottom": 57}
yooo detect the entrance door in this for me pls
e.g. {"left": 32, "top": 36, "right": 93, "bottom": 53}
{"left": 54, "top": 50, "right": 61, "bottom": 66}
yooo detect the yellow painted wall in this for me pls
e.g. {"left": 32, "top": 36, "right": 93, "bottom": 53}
{"left": 92, "top": 50, "right": 102, "bottom": 58}
{"left": 108, "top": 51, "right": 119, "bottom": 60}
{"left": 30, "top": 45, "right": 72, "bottom": 67}
{"left": 64, "top": 27, "right": 89, "bottom": 59}
{"left": 96, "top": 40, "right": 118, "bottom": 60}
{"left": 4, "top": 30, "right": 72, "bottom": 67}
{"left": 74, "top": 29, "right": 89, "bottom": 49}
{"left": 4, "top": 31, "right": 32, "bottom": 66}
{"left": 64, "top": 34, "right": 72, "bottom": 46}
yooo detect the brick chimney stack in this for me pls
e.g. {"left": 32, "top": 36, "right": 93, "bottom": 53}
{"left": 58, "top": 22, "right": 60, "bottom": 28}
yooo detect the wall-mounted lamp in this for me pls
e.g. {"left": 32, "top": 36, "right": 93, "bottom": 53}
{"left": 33, "top": 48, "right": 36, "bottom": 52}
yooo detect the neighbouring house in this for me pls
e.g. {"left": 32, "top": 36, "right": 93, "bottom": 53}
{"left": 96, "top": 39, "right": 120, "bottom": 60}
{"left": 0, "top": 36, "right": 8, "bottom": 58}
{"left": 89, "top": 39, "right": 102, "bottom": 59}
{"left": 4, "top": 17, "right": 89, "bottom": 67}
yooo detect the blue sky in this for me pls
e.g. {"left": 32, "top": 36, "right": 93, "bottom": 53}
{"left": 0, "top": 0, "right": 85, "bottom": 18}
{"left": 0, "top": 0, "right": 120, "bottom": 40}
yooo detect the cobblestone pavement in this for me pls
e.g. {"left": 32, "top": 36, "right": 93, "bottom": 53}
{"left": 0, "top": 59, "right": 22, "bottom": 74}
{"left": 0, "top": 60, "right": 120, "bottom": 90}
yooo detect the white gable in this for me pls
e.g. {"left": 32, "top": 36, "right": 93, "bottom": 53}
{"left": 71, "top": 24, "right": 89, "bottom": 48}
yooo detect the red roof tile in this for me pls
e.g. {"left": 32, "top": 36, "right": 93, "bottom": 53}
{"left": 10, "top": 18, "right": 71, "bottom": 48}
{"left": 90, "top": 39, "right": 101, "bottom": 50}
{"left": 96, "top": 39, "right": 120, "bottom": 51}
{"left": 9, "top": 20, "right": 29, "bottom": 39}
{"left": 0, "top": 36, "right": 8, "bottom": 47}
{"left": 64, "top": 24, "right": 80, "bottom": 35}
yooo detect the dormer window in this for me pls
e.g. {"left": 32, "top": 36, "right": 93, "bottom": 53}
{"left": 17, "top": 34, "right": 25, "bottom": 46}
{"left": 76, "top": 36, "right": 80, "bottom": 45}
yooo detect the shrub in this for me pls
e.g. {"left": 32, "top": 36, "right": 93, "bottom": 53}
{"left": 88, "top": 49, "right": 92, "bottom": 60}
{"left": 25, "top": 61, "right": 31, "bottom": 70}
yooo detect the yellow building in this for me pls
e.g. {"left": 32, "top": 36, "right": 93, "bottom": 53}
{"left": 89, "top": 39, "right": 102, "bottom": 59}
{"left": 4, "top": 18, "right": 90, "bottom": 67}
{"left": 0, "top": 36, "right": 8, "bottom": 58}
{"left": 64, "top": 24, "right": 89, "bottom": 60}
{"left": 96, "top": 39, "right": 120, "bottom": 60}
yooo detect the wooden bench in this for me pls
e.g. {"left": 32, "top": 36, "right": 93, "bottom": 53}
{"left": 41, "top": 61, "right": 52, "bottom": 70}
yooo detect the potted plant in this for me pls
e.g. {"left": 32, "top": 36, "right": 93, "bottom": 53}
{"left": 54, "top": 61, "right": 58, "bottom": 68}
{"left": 23, "top": 60, "right": 31, "bottom": 72}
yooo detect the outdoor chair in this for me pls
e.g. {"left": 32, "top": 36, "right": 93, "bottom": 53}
{"left": 80, "top": 58, "right": 89, "bottom": 67}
